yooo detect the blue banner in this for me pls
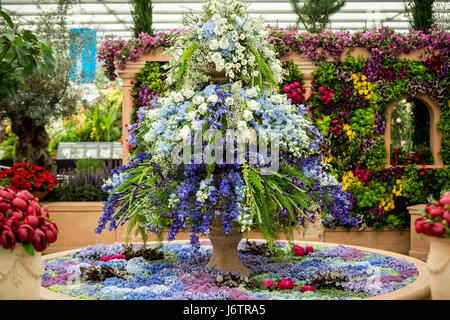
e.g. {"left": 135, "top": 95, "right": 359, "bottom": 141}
{"left": 69, "top": 28, "right": 97, "bottom": 83}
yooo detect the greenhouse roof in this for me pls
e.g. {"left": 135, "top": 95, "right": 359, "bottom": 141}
{"left": 1, "top": 0, "right": 449, "bottom": 39}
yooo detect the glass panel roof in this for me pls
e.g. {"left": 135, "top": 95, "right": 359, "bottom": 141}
{"left": 1, "top": 0, "right": 448, "bottom": 40}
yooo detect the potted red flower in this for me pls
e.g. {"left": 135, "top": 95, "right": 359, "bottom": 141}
{"left": 0, "top": 186, "right": 59, "bottom": 299}
{"left": 415, "top": 191, "right": 450, "bottom": 300}
{"left": 0, "top": 163, "right": 57, "bottom": 200}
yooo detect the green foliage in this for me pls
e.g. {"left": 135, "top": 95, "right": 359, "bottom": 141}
{"left": 80, "top": 265, "right": 128, "bottom": 282}
{"left": 75, "top": 158, "right": 104, "bottom": 171}
{"left": 350, "top": 108, "right": 375, "bottom": 135}
{"left": 360, "top": 141, "right": 386, "bottom": 173}
{"left": 123, "top": 244, "right": 165, "bottom": 261}
{"left": 239, "top": 240, "right": 275, "bottom": 257}
{"left": 311, "top": 62, "right": 336, "bottom": 85}
{"left": 214, "top": 273, "right": 257, "bottom": 289}
{"left": 403, "top": 0, "right": 436, "bottom": 32}
{"left": 0, "top": 8, "right": 55, "bottom": 100}
{"left": 130, "top": 0, "right": 154, "bottom": 37}
{"left": 307, "top": 271, "right": 349, "bottom": 289}
{"left": 438, "top": 99, "right": 450, "bottom": 164}
{"left": 289, "top": 0, "right": 346, "bottom": 33}
{"left": 401, "top": 165, "right": 430, "bottom": 204}
{"left": 343, "top": 56, "right": 366, "bottom": 73}
{"left": 281, "top": 60, "right": 304, "bottom": 88}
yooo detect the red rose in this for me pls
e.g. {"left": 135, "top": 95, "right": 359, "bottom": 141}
{"left": 17, "top": 224, "right": 33, "bottom": 243}
{"left": 44, "top": 229, "right": 57, "bottom": 244}
{"left": 11, "top": 198, "right": 28, "bottom": 212}
{"left": 443, "top": 210, "right": 450, "bottom": 225}
{"left": 0, "top": 226, "right": 16, "bottom": 249}
{"left": 29, "top": 228, "right": 47, "bottom": 252}
{"left": 24, "top": 215, "right": 40, "bottom": 229}
{"left": 431, "top": 222, "right": 445, "bottom": 237}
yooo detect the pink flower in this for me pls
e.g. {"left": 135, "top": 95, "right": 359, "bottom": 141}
{"left": 100, "top": 255, "right": 113, "bottom": 262}
{"left": 277, "top": 278, "right": 296, "bottom": 290}
{"left": 112, "top": 254, "right": 126, "bottom": 260}
{"left": 262, "top": 279, "right": 276, "bottom": 289}
{"left": 293, "top": 245, "right": 305, "bottom": 256}
{"left": 305, "top": 246, "right": 314, "bottom": 254}
{"left": 300, "top": 285, "right": 315, "bottom": 292}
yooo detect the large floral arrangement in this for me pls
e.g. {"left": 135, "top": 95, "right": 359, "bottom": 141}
{"left": 0, "top": 163, "right": 57, "bottom": 193}
{"left": 0, "top": 186, "right": 58, "bottom": 254}
{"left": 97, "top": 0, "right": 354, "bottom": 249}
{"left": 415, "top": 191, "right": 450, "bottom": 238}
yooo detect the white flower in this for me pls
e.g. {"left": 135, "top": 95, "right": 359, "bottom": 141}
{"left": 237, "top": 120, "right": 247, "bottom": 130}
{"left": 198, "top": 103, "right": 208, "bottom": 115}
{"left": 239, "top": 33, "right": 246, "bottom": 40}
{"left": 219, "top": 36, "right": 229, "bottom": 50}
{"left": 270, "top": 94, "right": 284, "bottom": 104}
{"left": 172, "top": 91, "right": 185, "bottom": 103}
{"left": 228, "top": 70, "right": 235, "bottom": 78}
{"left": 182, "top": 89, "right": 195, "bottom": 99}
{"left": 243, "top": 109, "right": 253, "bottom": 121}
{"left": 245, "top": 87, "right": 258, "bottom": 98}
{"left": 214, "top": 25, "right": 224, "bottom": 36}
{"left": 231, "top": 81, "right": 242, "bottom": 92}
{"left": 246, "top": 100, "right": 260, "bottom": 111}
{"left": 209, "top": 39, "right": 219, "bottom": 50}
{"left": 178, "top": 125, "right": 191, "bottom": 140}
{"left": 236, "top": 16, "right": 244, "bottom": 26}
{"left": 211, "top": 14, "right": 221, "bottom": 24}
{"left": 243, "top": 23, "right": 251, "bottom": 32}
{"left": 185, "top": 111, "right": 197, "bottom": 122}
{"left": 193, "top": 95, "right": 205, "bottom": 105}
{"left": 225, "top": 97, "right": 234, "bottom": 105}
{"left": 207, "top": 94, "right": 218, "bottom": 104}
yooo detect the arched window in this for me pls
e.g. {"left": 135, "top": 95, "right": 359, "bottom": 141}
{"left": 385, "top": 94, "right": 443, "bottom": 168}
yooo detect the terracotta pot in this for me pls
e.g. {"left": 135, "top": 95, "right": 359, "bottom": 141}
{"left": 206, "top": 219, "right": 251, "bottom": 275}
{"left": 0, "top": 245, "right": 44, "bottom": 300}
{"left": 32, "top": 190, "right": 48, "bottom": 201}
{"left": 426, "top": 236, "right": 450, "bottom": 300}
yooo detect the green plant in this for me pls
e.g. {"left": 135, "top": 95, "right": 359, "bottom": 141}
{"left": 289, "top": 0, "right": 346, "bottom": 33}
{"left": 129, "top": 0, "right": 154, "bottom": 37}
{"left": 403, "top": 0, "right": 436, "bottom": 32}
{"left": 0, "top": 0, "right": 83, "bottom": 173}
{"left": 0, "top": 8, "right": 55, "bottom": 100}
{"left": 307, "top": 271, "right": 349, "bottom": 289}
{"left": 280, "top": 60, "right": 304, "bottom": 89}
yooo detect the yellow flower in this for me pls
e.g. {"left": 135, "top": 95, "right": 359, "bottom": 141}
{"left": 92, "top": 127, "right": 97, "bottom": 132}
{"left": 100, "top": 124, "right": 106, "bottom": 131}
{"left": 5, "top": 126, "right": 11, "bottom": 134}
{"left": 358, "top": 90, "right": 364, "bottom": 95}
{"left": 366, "top": 94, "right": 371, "bottom": 99}
{"left": 364, "top": 90, "right": 369, "bottom": 95}
{"left": 343, "top": 124, "right": 350, "bottom": 131}
{"left": 361, "top": 75, "right": 367, "bottom": 81}
{"left": 352, "top": 73, "right": 357, "bottom": 79}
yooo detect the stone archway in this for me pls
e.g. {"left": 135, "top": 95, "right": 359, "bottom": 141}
{"left": 385, "top": 93, "right": 443, "bottom": 168}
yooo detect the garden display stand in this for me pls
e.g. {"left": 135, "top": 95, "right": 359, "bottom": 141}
{"left": 206, "top": 220, "right": 251, "bottom": 275}
{"left": 425, "top": 236, "right": 450, "bottom": 299}
{"left": 0, "top": 245, "right": 44, "bottom": 300}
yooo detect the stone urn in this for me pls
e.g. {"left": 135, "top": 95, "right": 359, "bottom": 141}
{"left": 206, "top": 219, "right": 251, "bottom": 275}
{"left": 425, "top": 236, "right": 450, "bottom": 300}
{"left": 32, "top": 190, "right": 47, "bottom": 201}
{"left": 0, "top": 245, "right": 44, "bottom": 300}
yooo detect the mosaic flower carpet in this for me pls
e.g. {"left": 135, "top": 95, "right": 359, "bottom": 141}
{"left": 42, "top": 241, "right": 419, "bottom": 300}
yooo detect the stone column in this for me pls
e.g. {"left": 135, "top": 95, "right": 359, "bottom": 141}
{"left": 116, "top": 48, "right": 169, "bottom": 164}
{"left": 407, "top": 204, "right": 429, "bottom": 261}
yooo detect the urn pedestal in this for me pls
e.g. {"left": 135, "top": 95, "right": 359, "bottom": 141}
{"left": 206, "top": 220, "right": 251, "bottom": 275}
{"left": 0, "top": 245, "right": 44, "bottom": 300}
{"left": 426, "top": 236, "right": 450, "bottom": 300}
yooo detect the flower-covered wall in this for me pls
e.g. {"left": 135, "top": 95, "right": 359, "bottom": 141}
{"left": 98, "top": 27, "right": 449, "bottom": 232}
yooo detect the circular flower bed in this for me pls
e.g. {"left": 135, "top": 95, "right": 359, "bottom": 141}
{"left": 41, "top": 240, "right": 423, "bottom": 300}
